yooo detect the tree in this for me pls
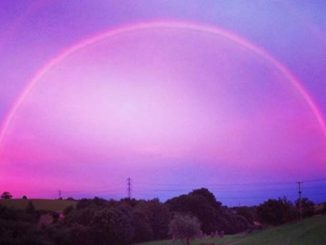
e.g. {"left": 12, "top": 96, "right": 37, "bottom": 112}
{"left": 1, "top": 192, "right": 12, "bottom": 199}
{"left": 190, "top": 188, "right": 222, "bottom": 209}
{"left": 169, "top": 214, "right": 201, "bottom": 245}
{"left": 131, "top": 208, "right": 153, "bottom": 243}
{"left": 166, "top": 192, "right": 219, "bottom": 234}
{"left": 145, "top": 199, "right": 170, "bottom": 240}
{"left": 90, "top": 206, "right": 134, "bottom": 245}
{"left": 257, "top": 197, "right": 296, "bottom": 225}
{"left": 234, "top": 206, "right": 256, "bottom": 224}
{"left": 295, "top": 198, "right": 315, "bottom": 218}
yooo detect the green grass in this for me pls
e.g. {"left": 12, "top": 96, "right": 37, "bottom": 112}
{"left": 137, "top": 215, "right": 326, "bottom": 245}
{"left": 136, "top": 233, "right": 245, "bottom": 245}
{"left": 0, "top": 199, "right": 76, "bottom": 212}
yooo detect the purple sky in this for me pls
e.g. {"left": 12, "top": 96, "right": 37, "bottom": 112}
{"left": 0, "top": 0, "right": 326, "bottom": 206}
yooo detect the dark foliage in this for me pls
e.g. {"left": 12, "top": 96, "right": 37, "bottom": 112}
{"left": 169, "top": 214, "right": 201, "bottom": 245}
{"left": 1, "top": 191, "right": 13, "bottom": 199}
{"left": 167, "top": 193, "right": 219, "bottom": 233}
{"left": 295, "top": 198, "right": 315, "bottom": 218}
{"left": 0, "top": 190, "right": 319, "bottom": 244}
{"left": 166, "top": 188, "right": 251, "bottom": 235}
{"left": 0, "top": 205, "right": 49, "bottom": 245}
{"left": 145, "top": 199, "right": 171, "bottom": 239}
{"left": 131, "top": 207, "right": 154, "bottom": 242}
{"left": 89, "top": 206, "right": 134, "bottom": 245}
{"left": 257, "top": 197, "right": 297, "bottom": 225}
{"left": 234, "top": 206, "right": 256, "bottom": 224}
{"left": 26, "top": 201, "right": 36, "bottom": 214}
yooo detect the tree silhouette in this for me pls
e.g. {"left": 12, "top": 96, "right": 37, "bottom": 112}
{"left": 1, "top": 191, "right": 12, "bottom": 199}
{"left": 169, "top": 214, "right": 201, "bottom": 245}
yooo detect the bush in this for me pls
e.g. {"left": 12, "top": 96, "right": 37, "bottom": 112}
{"left": 234, "top": 206, "right": 256, "bottom": 224}
{"left": 295, "top": 198, "right": 314, "bottom": 218}
{"left": 169, "top": 214, "right": 201, "bottom": 245}
{"left": 90, "top": 206, "right": 134, "bottom": 245}
{"left": 257, "top": 197, "right": 296, "bottom": 225}
{"left": 145, "top": 199, "right": 170, "bottom": 240}
{"left": 1, "top": 192, "right": 12, "bottom": 199}
{"left": 131, "top": 209, "right": 153, "bottom": 242}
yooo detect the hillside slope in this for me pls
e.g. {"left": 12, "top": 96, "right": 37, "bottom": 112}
{"left": 233, "top": 215, "right": 326, "bottom": 245}
{"left": 0, "top": 199, "right": 76, "bottom": 212}
{"left": 138, "top": 215, "right": 326, "bottom": 245}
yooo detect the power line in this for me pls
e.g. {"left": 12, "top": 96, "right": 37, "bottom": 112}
{"left": 127, "top": 177, "right": 131, "bottom": 199}
{"left": 297, "top": 181, "right": 303, "bottom": 220}
{"left": 19, "top": 177, "right": 326, "bottom": 205}
{"left": 135, "top": 177, "right": 326, "bottom": 187}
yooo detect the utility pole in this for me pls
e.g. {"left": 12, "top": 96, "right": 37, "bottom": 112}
{"left": 297, "top": 181, "right": 302, "bottom": 220}
{"left": 58, "top": 189, "right": 62, "bottom": 200}
{"left": 127, "top": 177, "right": 131, "bottom": 199}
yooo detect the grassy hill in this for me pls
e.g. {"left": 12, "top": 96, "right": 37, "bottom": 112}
{"left": 138, "top": 215, "right": 326, "bottom": 245}
{"left": 0, "top": 199, "right": 76, "bottom": 212}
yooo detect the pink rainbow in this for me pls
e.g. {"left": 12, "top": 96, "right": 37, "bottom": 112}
{"left": 1, "top": 21, "right": 326, "bottom": 153}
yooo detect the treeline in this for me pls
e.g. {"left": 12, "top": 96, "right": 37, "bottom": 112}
{"left": 0, "top": 188, "right": 324, "bottom": 245}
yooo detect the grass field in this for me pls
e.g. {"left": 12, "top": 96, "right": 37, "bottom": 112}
{"left": 0, "top": 199, "right": 76, "bottom": 212}
{"left": 138, "top": 215, "right": 326, "bottom": 245}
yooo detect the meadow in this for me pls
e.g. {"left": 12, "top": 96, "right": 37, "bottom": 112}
{"left": 0, "top": 199, "right": 76, "bottom": 212}
{"left": 138, "top": 215, "right": 326, "bottom": 245}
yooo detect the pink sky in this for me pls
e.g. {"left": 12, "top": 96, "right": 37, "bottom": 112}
{"left": 0, "top": 1, "right": 326, "bottom": 205}
{"left": 0, "top": 25, "right": 325, "bottom": 204}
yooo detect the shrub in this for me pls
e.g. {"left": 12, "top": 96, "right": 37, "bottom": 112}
{"left": 169, "top": 214, "right": 201, "bottom": 245}
{"left": 257, "top": 197, "right": 296, "bottom": 225}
